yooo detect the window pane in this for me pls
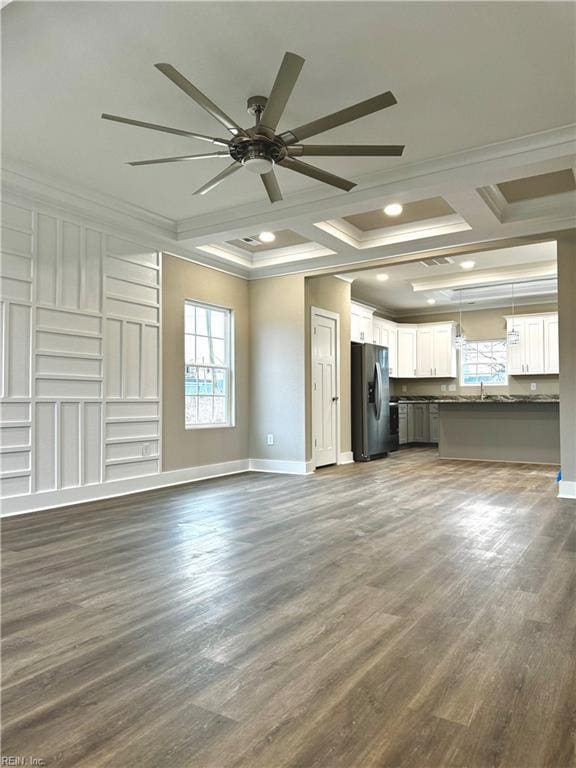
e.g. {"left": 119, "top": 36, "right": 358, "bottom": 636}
{"left": 185, "top": 303, "right": 196, "bottom": 334}
{"left": 195, "top": 336, "right": 210, "bottom": 364}
{"left": 196, "top": 306, "right": 209, "bottom": 336}
{"left": 210, "top": 310, "right": 226, "bottom": 339}
{"left": 198, "top": 397, "right": 213, "bottom": 423}
{"left": 212, "top": 339, "right": 226, "bottom": 365}
{"left": 185, "top": 366, "right": 198, "bottom": 395}
{"left": 213, "top": 397, "right": 226, "bottom": 423}
{"left": 185, "top": 335, "right": 196, "bottom": 364}
{"left": 197, "top": 367, "right": 213, "bottom": 395}
{"left": 214, "top": 368, "right": 226, "bottom": 395}
{"left": 185, "top": 396, "right": 198, "bottom": 425}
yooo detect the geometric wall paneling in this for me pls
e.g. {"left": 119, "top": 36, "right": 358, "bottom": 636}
{"left": 1, "top": 301, "right": 32, "bottom": 398}
{"left": 0, "top": 197, "right": 161, "bottom": 504}
{"left": 36, "top": 215, "right": 103, "bottom": 312}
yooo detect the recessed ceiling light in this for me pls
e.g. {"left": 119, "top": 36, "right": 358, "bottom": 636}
{"left": 376, "top": 273, "right": 389, "bottom": 282}
{"left": 258, "top": 231, "right": 276, "bottom": 243}
{"left": 460, "top": 260, "right": 476, "bottom": 270}
{"left": 427, "top": 298, "right": 436, "bottom": 305}
{"left": 383, "top": 203, "right": 403, "bottom": 217}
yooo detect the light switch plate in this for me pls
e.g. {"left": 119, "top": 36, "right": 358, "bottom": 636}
{"left": 530, "top": 382, "right": 537, "bottom": 391}
{"left": 448, "top": 384, "right": 457, "bottom": 392}
{"left": 441, "top": 384, "right": 447, "bottom": 392}
{"left": 266, "top": 433, "right": 274, "bottom": 445}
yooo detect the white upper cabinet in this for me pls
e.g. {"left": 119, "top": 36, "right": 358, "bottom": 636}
{"left": 544, "top": 315, "right": 559, "bottom": 374}
{"left": 416, "top": 323, "right": 457, "bottom": 378}
{"left": 397, "top": 326, "right": 418, "bottom": 378}
{"left": 351, "top": 302, "right": 374, "bottom": 344}
{"left": 505, "top": 313, "right": 558, "bottom": 375}
{"left": 373, "top": 317, "right": 398, "bottom": 377}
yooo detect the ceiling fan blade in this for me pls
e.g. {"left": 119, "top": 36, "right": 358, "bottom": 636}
{"left": 155, "top": 63, "right": 246, "bottom": 137}
{"left": 261, "top": 170, "right": 283, "bottom": 203}
{"left": 101, "top": 113, "right": 229, "bottom": 146}
{"left": 259, "top": 52, "right": 305, "bottom": 132}
{"left": 127, "top": 152, "right": 230, "bottom": 166}
{"left": 193, "top": 162, "right": 241, "bottom": 196}
{"left": 279, "top": 158, "right": 356, "bottom": 192}
{"left": 279, "top": 91, "right": 397, "bottom": 145}
{"left": 288, "top": 144, "right": 405, "bottom": 157}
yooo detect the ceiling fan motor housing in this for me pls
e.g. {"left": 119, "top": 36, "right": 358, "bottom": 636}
{"left": 230, "top": 137, "right": 287, "bottom": 173}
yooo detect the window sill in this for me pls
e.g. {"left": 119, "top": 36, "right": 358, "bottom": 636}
{"left": 185, "top": 423, "right": 235, "bottom": 431}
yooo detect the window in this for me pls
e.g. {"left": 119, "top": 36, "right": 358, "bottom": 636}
{"left": 460, "top": 339, "right": 507, "bottom": 386}
{"left": 184, "top": 301, "right": 233, "bottom": 428}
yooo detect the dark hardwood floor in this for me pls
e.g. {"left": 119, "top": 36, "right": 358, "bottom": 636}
{"left": 2, "top": 448, "right": 575, "bottom": 767}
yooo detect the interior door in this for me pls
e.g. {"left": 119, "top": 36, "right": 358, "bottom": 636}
{"left": 312, "top": 310, "right": 338, "bottom": 467}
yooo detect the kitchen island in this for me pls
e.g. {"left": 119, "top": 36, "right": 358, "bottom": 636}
{"left": 433, "top": 395, "right": 560, "bottom": 464}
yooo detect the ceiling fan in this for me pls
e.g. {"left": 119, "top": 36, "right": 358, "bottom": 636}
{"left": 102, "top": 52, "right": 404, "bottom": 203}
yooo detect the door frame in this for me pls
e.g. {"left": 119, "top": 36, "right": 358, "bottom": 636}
{"left": 311, "top": 306, "right": 341, "bottom": 469}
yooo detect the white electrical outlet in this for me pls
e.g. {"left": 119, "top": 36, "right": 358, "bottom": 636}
{"left": 448, "top": 384, "right": 457, "bottom": 392}
{"left": 142, "top": 442, "right": 152, "bottom": 456}
{"left": 266, "top": 434, "right": 274, "bottom": 446}
{"left": 441, "top": 384, "right": 447, "bottom": 392}
{"left": 530, "top": 382, "right": 537, "bottom": 391}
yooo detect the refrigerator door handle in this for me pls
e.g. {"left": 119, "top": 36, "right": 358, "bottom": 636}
{"left": 374, "top": 362, "right": 383, "bottom": 421}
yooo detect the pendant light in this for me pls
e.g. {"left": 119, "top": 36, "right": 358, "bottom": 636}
{"left": 507, "top": 283, "right": 520, "bottom": 346}
{"left": 455, "top": 291, "right": 466, "bottom": 349}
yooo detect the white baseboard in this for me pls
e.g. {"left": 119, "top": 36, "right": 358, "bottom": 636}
{"left": 558, "top": 480, "right": 576, "bottom": 500}
{"left": 249, "top": 458, "right": 314, "bottom": 475}
{"left": 338, "top": 451, "right": 354, "bottom": 465}
{"left": 0, "top": 460, "right": 250, "bottom": 517}
{"left": 0, "top": 457, "right": 318, "bottom": 516}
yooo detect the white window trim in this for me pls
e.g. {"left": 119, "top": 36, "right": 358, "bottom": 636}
{"left": 184, "top": 299, "right": 235, "bottom": 429}
{"left": 460, "top": 338, "right": 508, "bottom": 387}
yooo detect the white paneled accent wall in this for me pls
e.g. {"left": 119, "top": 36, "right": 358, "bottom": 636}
{"left": 0, "top": 200, "right": 161, "bottom": 508}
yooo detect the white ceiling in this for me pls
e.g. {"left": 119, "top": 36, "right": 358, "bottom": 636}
{"left": 346, "top": 241, "right": 558, "bottom": 313}
{"left": 2, "top": 1, "right": 575, "bottom": 221}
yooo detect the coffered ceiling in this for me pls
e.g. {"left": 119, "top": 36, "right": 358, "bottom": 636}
{"left": 2, "top": 1, "right": 575, "bottom": 279}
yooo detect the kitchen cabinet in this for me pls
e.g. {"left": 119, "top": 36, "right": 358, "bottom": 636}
{"left": 544, "top": 315, "right": 559, "bottom": 374}
{"left": 398, "top": 402, "right": 437, "bottom": 445}
{"left": 416, "top": 323, "right": 457, "bottom": 378}
{"left": 429, "top": 403, "right": 440, "bottom": 443}
{"left": 505, "top": 312, "right": 557, "bottom": 375}
{"left": 373, "top": 317, "right": 398, "bottom": 377}
{"left": 351, "top": 302, "right": 374, "bottom": 343}
{"left": 412, "top": 403, "right": 430, "bottom": 442}
{"left": 397, "top": 326, "right": 418, "bottom": 378}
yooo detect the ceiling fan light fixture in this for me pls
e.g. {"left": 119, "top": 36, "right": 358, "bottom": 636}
{"left": 242, "top": 156, "right": 274, "bottom": 174}
{"left": 383, "top": 203, "right": 403, "bottom": 217}
{"left": 258, "top": 231, "right": 276, "bottom": 243}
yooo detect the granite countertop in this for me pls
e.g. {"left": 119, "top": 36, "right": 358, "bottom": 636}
{"left": 392, "top": 395, "right": 559, "bottom": 404}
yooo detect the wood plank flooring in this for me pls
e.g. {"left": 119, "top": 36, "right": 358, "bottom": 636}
{"left": 2, "top": 448, "right": 576, "bottom": 767}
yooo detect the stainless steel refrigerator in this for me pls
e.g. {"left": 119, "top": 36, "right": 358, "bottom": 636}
{"left": 351, "top": 342, "right": 390, "bottom": 461}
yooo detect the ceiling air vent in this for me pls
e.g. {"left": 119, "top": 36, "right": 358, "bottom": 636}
{"left": 242, "top": 237, "right": 261, "bottom": 245}
{"left": 417, "top": 256, "right": 455, "bottom": 267}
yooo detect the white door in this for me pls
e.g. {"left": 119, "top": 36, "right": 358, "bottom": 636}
{"left": 312, "top": 309, "right": 338, "bottom": 467}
